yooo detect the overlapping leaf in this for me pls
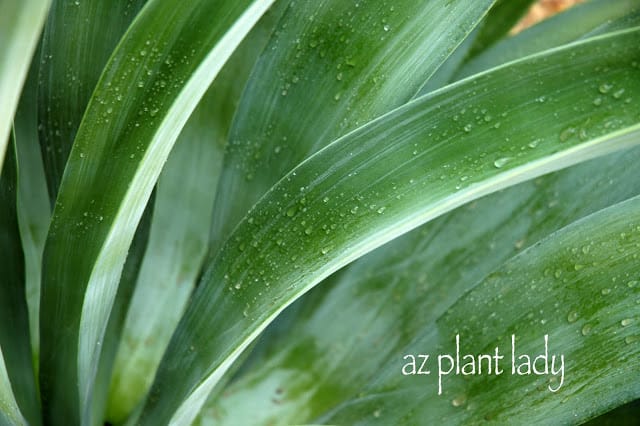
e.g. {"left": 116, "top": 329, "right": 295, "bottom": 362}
{"left": 317, "top": 194, "right": 640, "bottom": 424}
{"left": 139, "top": 28, "right": 640, "bottom": 425}
{"left": 38, "top": 0, "right": 277, "bottom": 423}
{"left": 204, "top": 143, "right": 640, "bottom": 424}
{"left": 209, "top": 0, "right": 496, "bottom": 252}
{"left": 0, "top": 0, "right": 49, "bottom": 174}
{"left": 0, "top": 136, "right": 40, "bottom": 425}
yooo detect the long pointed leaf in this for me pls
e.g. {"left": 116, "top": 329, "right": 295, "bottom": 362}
{"left": 0, "top": 136, "right": 40, "bottom": 424}
{"left": 38, "top": 0, "right": 276, "bottom": 423}
{"left": 37, "top": 0, "right": 148, "bottom": 201}
{"left": 319, "top": 194, "right": 640, "bottom": 424}
{"left": 209, "top": 0, "right": 496, "bottom": 252}
{"left": 139, "top": 28, "right": 640, "bottom": 425}
{"left": 14, "top": 46, "right": 50, "bottom": 369}
{"left": 458, "top": 0, "right": 640, "bottom": 79}
{"left": 106, "top": 3, "right": 289, "bottom": 421}
{"left": 206, "top": 143, "right": 640, "bottom": 424}
{"left": 0, "top": 0, "right": 49, "bottom": 174}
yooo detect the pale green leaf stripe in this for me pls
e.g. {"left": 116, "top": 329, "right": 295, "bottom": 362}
{"left": 14, "top": 47, "right": 50, "bottom": 371}
{"left": 208, "top": 144, "right": 640, "bottom": 425}
{"left": 0, "top": 349, "right": 27, "bottom": 426}
{"left": 321, "top": 194, "right": 640, "bottom": 425}
{"left": 38, "top": 0, "right": 276, "bottom": 423}
{"left": 0, "top": 0, "right": 50, "bottom": 174}
{"left": 210, "top": 0, "right": 496, "bottom": 253}
{"left": 139, "top": 28, "right": 640, "bottom": 425}
{"left": 107, "top": 3, "right": 290, "bottom": 421}
{"left": 458, "top": 0, "right": 640, "bottom": 79}
{"left": 106, "top": 93, "right": 223, "bottom": 423}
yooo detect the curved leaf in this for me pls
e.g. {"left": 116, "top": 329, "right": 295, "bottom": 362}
{"left": 38, "top": 0, "right": 149, "bottom": 201}
{"left": 0, "top": 349, "right": 27, "bottom": 426}
{"left": 204, "top": 143, "right": 640, "bottom": 424}
{"left": 458, "top": 0, "right": 640, "bottom": 79}
{"left": 318, "top": 194, "right": 640, "bottom": 424}
{"left": 106, "top": 3, "right": 290, "bottom": 422}
{"left": 14, "top": 46, "right": 50, "bottom": 368}
{"left": 465, "top": 0, "right": 536, "bottom": 58}
{"left": 209, "top": 0, "right": 496, "bottom": 252}
{"left": 38, "top": 0, "right": 277, "bottom": 423}
{"left": 0, "top": 0, "right": 49, "bottom": 174}
{"left": 140, "top": 28, "right": 640, "bottom": 425}
{"left": 0, "top": 135, "right": 40, "bottom": 425}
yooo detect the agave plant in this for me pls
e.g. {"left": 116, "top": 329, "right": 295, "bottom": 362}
{"left": 1, "top": 0, "right": 639, "bottom": 424}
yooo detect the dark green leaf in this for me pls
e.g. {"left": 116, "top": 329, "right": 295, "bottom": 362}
{"left": 142, "top": 28, "right": 640, "bottom": 426}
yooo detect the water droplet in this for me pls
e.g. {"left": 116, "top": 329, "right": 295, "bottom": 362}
{"left": 613, "top": 88, "right": 625, "bottom": 99}
{"left": 581, "top": 324, "right": 592, "bottom": 336}
{"left": 567, "top": 311, "right": 579, "bottom": 323}
{"left": 598, "top": 83, "right": 613, "bottom": 94}
{"left": 383, "top": 24, "right": 390, "bottom": 32}
{"left": 463, "top": 124, "right": 472, "bottom": 133}
{"left": 451, "top": 394, "right": 467, "bottom": 407}
{"left": 373, "top": 409, "right": 381, "bottom": 418}
{"left": 625, "top": 335, "right": 639, "bottom": 344}
{"left": 627, "top": 280, "right": 638, "bottom": 288}
{"left": 592, "top": 97, "right": 603, "bottom": 106}
{"left": 621, "top": 318, "right": 633, "bottom": 327}
{"left": 601, "top": 288, "right": 611, "bottom": 295}
{"left": 304, "top": 227, "right": 313, "bottom": 235}
{"left": 528, "top": 139, "right": 541, "bottom": 149}
{"left": 559, "top": 127, "right": 576, "bottom": 142}
{"left": 493, "top": 157, "right": 511, "bottom": 168}
{"left": 286, "top": 206, "right": 297, "bottom": 217}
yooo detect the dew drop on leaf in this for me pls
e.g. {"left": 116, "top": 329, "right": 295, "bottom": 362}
{"left": 598, "top": 83, "right": 613, "bottom": 94}
{"left": 493, "top": 157, "right": 511, "bottom": 168}
{"left": 451, "top": 394, "right": 467, "bottom": 407}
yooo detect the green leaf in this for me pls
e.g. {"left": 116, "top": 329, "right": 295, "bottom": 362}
{"left": 205, "top": 143, "right": 640, "bottom": 424}
{"left": 0, "top": 350, "right": 27, "bottom": 426}
{"left": 0, "top": 0, "right": 49, "bottom": 174}
{"left": 465, "top": 0, "right": 536, "bottom": 59}
{"left": 105, "top": 91, "right": 229, "bottom": 423}
{"left": 38, "top": 0, "right": 277, "bottom": 423}
{"left": 0, "top": 135, "right": 40, "bottom": 425}
{"left": 317, "top": 194, "right": 640, "bottom": 424}
{"left": 106, "top": 3, "right": 289, "bottom": 422}
{"left": 38, "top": 0, "right": 149, "bottom": 201}
{"left": 584, "top": 399, "right": 640, "bottom": 425}
{"left": 90, "top": 195, "right": 154, "bottom": 426}
{"left": 210, "top": 0, "right": 496, "bottom": 252}
{"left": 140, "top": 28, "right": 640, "bottom": 425}
{"left": 458, "top": 0, "right": 640, "bottom": 80}
{"left": 14, "top": 46, "right": 50, "bottom": 369}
